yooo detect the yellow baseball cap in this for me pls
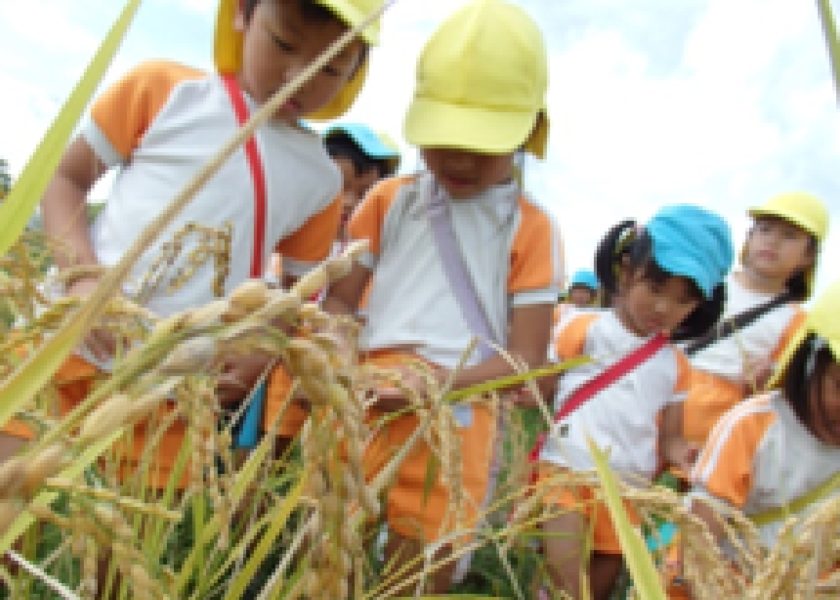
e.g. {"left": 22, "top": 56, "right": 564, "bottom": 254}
{"left": 404, "top": 0, "right": 550, "bottom": 158}
{"left": 744, "top": 191, "right": 829, "bottom": 299}
{"left": 770, "top": 278, "right": 840, "bottom": 388}
{"left": 214, "top": 0, "right": 381, "bottom": 121}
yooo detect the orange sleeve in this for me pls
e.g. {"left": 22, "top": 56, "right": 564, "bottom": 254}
{"left": 508, "top": 198, "right": 564, "bottom": 293}
{"left": 90, "top": 60, "right": 204, "bottom": 159}
{"left": 275, "top": 195, "right": 342, "bottom": 262}
{"left": 346, "top": 175, "right": 413, "bottom": 257}
{"left": 692, "top": 399, "right": 775, "bottom": 508}
{"left": 673, "top": 349, "right": 692, "bottom": 396}
{"left": 554, "top": 313, "right": 598, "bottom": 361}
{"left": 772, "top": 306, "right": 806, "bottom": 361}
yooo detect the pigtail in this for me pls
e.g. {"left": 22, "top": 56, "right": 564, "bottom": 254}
{"left": 781, "top": 333, "right": 835, "bottom": 428}
{"left": 594, "top": 219, "right": 637, "bottom": 297}
{"left": 670, "top": 282, "right": 727, "bottom": 342}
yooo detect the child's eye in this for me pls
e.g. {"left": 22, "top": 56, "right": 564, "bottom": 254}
{"left": 271, "top": 34, "right": 294, "bottom": 52}
{"left": 321, "top": 64, "right": 341, "bottom": 77}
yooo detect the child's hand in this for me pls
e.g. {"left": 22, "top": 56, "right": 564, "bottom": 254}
{"left": 66, "top": 277, "right": 117, "bottom": 362}
{"left": 364, "top": 363, "right": 448, "bottom": 413}
{"left": 662, "top": 436, "right": 700, "bottom": 474}
{"left": 216, "top": 351, "right": 274, "bottom": 407}
{"left": 742, "top": 356, "right": 774, "bottom": 394}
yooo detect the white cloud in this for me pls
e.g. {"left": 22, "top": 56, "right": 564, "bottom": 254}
{"left": 0, "top": 0, "right": 837, "bottom": 296}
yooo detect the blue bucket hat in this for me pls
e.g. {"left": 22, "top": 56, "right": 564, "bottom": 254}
{"left": 570, "top": 269, "right": 599, "bottom": 291}
{"left": 645, "top": 204, "right": 733, "bottom": 298}
{"left": 323, "top": 123, "right": 400, "bottom": 160}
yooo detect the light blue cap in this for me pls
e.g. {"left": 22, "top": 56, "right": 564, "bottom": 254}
{"left": 323, "top": 123, "right": 400, "bottom": 160}
{"left": 569, "top": 269, "right": 599, "bottom": 291}
{"left": 645, "top": 204, "right": 733, "bottom": 298}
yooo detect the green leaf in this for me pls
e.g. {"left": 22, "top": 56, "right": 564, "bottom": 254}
{"left": 817, "top": 0, "right": 840, "bottom": 105}
{"left": 586, "top": 435, "right": 666, "bottom": 600}
{"left": 0, "top": 0, "right": 141, "bottom": 258}
{"left": 0, "top": 0, "right": 142, "bottom": 431}
{"left": 422, "top": 454, "right": 441, "bottom": 507}
{"left": 222, "top": 475, "right": 305, "bottom": 600}
{"left": 444, "top": 357, "right": 591, "bottom": 403}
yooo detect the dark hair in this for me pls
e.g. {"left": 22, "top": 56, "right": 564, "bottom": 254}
{"left": 783, "top": 333, "right": 835, "bottom": 430}
{"left": 594, "top": 219, "right": 726, "bottom": 341}
{"left": 747, "top": 216, "right": 819, "bottom": 301}
{"left": 243, "top": 0, "right": 368, "bottom": 75}
{"left": 325, "top": 133, "right": 396, "bottom": 178}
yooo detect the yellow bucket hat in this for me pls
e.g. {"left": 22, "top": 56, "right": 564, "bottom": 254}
{"left": 770, "top": 278, "right": 840, "bottom": 389}
{"left": 214, "top": 0, "right": 381, "bottom": 121}
{"left": 404, "top": 0, "right": 550, "bottom": 158}
{"left": 744, "top": 191, "right": 829, "bottom": 299}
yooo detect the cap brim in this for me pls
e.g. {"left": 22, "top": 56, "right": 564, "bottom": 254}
{"left": 405, "top": 95, "right": 538, "bottom": 155}
{"left": 748, "top": 207, "right": 812, "bottom": 238}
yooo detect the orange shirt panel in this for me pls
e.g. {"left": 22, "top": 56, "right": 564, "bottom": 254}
{"left": 554, "top": 313, "right": 599, "bottom": 361}
{"left": 509, "top": 197, "right": 558, "bottom": 293}
{"left": 694, "top": 398, "right": 776, "bottom": 508}
{"left": 91, "top": 60, "right": 205, "bottom": 159}
{"left": 347, "top": 175, "right": 416, "bottom": 257}
{"left": 275, "top": 195, "right": 342, "bottom": 262}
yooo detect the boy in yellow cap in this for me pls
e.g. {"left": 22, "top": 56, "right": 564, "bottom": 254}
{"left": 10, "top": 0, "right": 384, "bottom": 485}
{"left": 326, "top": 0, "right": 563, "bottom": 592}
{"left": 682, "top": 191, "right": 829, "bottom": 448}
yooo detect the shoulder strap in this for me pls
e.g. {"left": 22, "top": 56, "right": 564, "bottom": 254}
{"left": 221, "top": 74, "right": 267, "bottom": 279}
{"left": 529, "top": 332, "right": 669, "bottom": 465}
{"left": 751, "top": 470, "right": 840, "bottom": 527}
{"left": 685, "top": 292, "right": 792, "bottom": 356}
{"left": 425, "top": 181, "right": 500, "bottom": 362}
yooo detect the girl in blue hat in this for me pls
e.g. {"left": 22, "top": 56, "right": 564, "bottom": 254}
{"left": 534, "top": 204, "right": 733, "bottom": 599}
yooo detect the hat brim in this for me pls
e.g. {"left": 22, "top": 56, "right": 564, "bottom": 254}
{"left": 405, "top": 95, "right": 544, "bottom": 157}
{"left": 748, "top": 207, "right": 815, "bottom": 238}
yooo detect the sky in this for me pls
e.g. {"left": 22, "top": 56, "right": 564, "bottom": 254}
{"left": 0, "top": 0, "right": 838, "bottom": 298}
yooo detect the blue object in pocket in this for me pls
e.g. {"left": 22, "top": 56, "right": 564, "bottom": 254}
{"left": 233, "top": 380, "right": 266, "bottom": 449}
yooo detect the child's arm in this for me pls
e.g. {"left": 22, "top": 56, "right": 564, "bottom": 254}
{"left": 41, "top": 137, "right": 113, "bottom": 359}
{"left": 660, "top": 402, "right": 699, "bottom": 474}
{"left": 41, "top": 137, "right": 107, "bottom": 278}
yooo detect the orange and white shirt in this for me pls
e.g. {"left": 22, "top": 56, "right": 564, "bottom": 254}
{"left": 347, "top": 172, "right": 564, "bottom": 369}
{"left": 689, "top": 274, "right": 804, "bottom": 381}
{"left": 691, "top": 391, "right": 840, "bottom": 548}
{"left": 683, "top": 274, "right": 805, "bottom": 443}
{"left": 83, "top": 60, "right": 342, "bottom": 317}
{"left": 539, "top": 311, "right": 692, "bottom": 481}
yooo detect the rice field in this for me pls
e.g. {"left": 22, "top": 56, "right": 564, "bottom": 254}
{"left": 1, "top": 0, "right": 840, "bottom": 597}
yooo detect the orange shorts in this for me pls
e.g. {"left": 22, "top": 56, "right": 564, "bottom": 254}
{"left": 682, "top": 369, "right": 743, "bottom": 445}
{"left": 263, "top": 365, "right": 309, "bottom": 438}
{"left": 1, "top": 420, "right": 35, "bottom": 441}
{"left": 362, "top": 351, "right": 497, "bottom": 543}
{"left": 56, "top": 355, "right": 190, "bottom": 489}
{"left": 537, "top": 463, "right": 640, "bottom": 555}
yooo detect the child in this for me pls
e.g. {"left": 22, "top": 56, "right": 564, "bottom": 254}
{"left": 690, "top": 278, "right": 840, "bottom": 557}
{"left": 566, "top": 269, "right": 600, "bottom": 308}
{"left": 682, "top": 192, "right": 828, "bottom": 446}
{"left": 325, "top": 0, "right": 561, "bottom": 592}
{"left": 553, "top": 268, "right": 600, "bottom": 330}
{"left": 536, "top": 205, "right": 733, "bottom": 599}
{"left": 22, "top": 0, "right": 383, "bottom": 485}
{"left": 324, "top": 122, "right": 400, "bottom": 241}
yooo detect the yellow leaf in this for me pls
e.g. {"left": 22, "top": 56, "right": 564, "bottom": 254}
{"left": 587, "top": 435, "right": 666, "bottom": 600}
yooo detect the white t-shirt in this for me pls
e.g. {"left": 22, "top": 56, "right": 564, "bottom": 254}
{"left": 540, "top": 311, "right": 691, "bottom": 481}
{"left": 83, "top": 60, "right": 342, "bottom": 318}
{"left": 689, "top": 274, "right": 803, "bottom": 381}
{"left": 691, "top": 391, "right": 840, "bottom": 548}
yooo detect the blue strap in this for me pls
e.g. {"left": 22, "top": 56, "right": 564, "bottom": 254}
{"left": 233, "top": 380, "right": 267, "bottom": 449}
